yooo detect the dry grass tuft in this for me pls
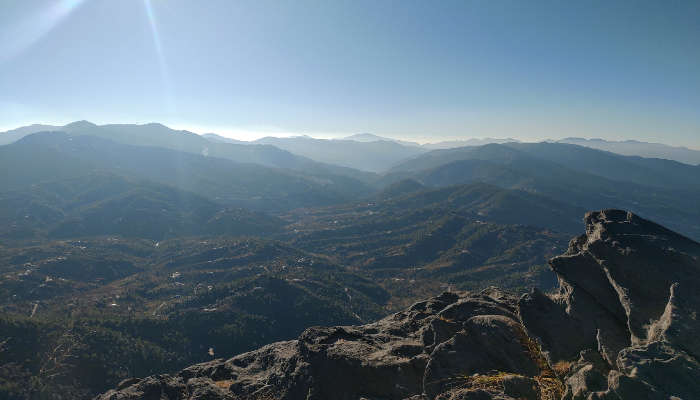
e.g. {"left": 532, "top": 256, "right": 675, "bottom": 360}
{"left": 441, "top": 324, "right": 567, "bottom": 399}
{"left": 552, "top": 360, "right": 572, "bottom": 376}
{"left": 515, "top": 325, "right": 566, "bottom": 400}
{"left": 213, "top": 379, "right": 234, "bottom": 389}
{"left": 535, "top": 376, "right": 565, "bottom": 400}
{"left": 463, "top": 371, "right": 514, "bottom": 392}
{"left": 438, "top": 315, "right": 455, "bottom": 323}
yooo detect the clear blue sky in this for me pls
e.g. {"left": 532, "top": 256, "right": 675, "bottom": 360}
{"left": 1, "top": 0, "right": 699, "bottom": 146}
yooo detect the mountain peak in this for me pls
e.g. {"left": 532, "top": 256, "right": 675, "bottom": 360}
{"left": 141, "top": 122, "right": 170, "bottom": 129}
{"left": 63, "top": 120, "right": 97, "bottom": 129}
{"left": 341, "top": 133, "right": 392, "bottom": 142}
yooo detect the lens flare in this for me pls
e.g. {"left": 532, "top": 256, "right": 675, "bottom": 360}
{"left": 0, "top": 0, "right": 87, "bottom": 63}
{"left": 144, "top": 0, "right": 175, "bottom": 113}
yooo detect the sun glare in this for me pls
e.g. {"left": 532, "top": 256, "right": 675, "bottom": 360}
{"left": 0, "top": 0, "right": 87, "bottom": 63}
{"left": 143, "top": 0, "right": 175, "bottom": 113}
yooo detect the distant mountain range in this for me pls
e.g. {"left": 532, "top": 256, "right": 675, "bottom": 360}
{"left": 0, "top": 121, "right": 377, "bottom": 183}
{"left": 2, "top": 121, "right": 699, "bottom": 240}
{"left": 339, "top": 133, "right": 521, "bottom": 150}
{"left": 342, "top": 133, "right": 421, "bottom": 147}
{"left": 202, "top": 133, "right": 425, "bottom": 172}
{"left": 384, "top": 142, "right": 700, "bottom": 239}
{"left": 423, "top": 137, "right": 522, "bottom": 149}
{"left": 6, "top": 122, "right": 698, "bottom": 171}
{"left": 558, "top": 137, "right": 700, "bottom": 165}
{"left": 201, "top": 133, "right": 247, "bottom": 144}
{"left": 0, "top": 132, "right": 375, "bottom": 214}
{"left": 252, "top": 135, "right": 426, "bottom": 172}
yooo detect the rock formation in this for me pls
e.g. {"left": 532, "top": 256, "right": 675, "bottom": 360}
{"left": 97, "top": 210, "right": 700, "bottom": 399}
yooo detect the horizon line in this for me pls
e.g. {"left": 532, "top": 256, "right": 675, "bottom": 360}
{"left": 1, "top": 119, "right": 699, "bottom": 151}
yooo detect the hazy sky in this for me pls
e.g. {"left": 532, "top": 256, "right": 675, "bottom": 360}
{"left": 1, "top": 0, "right": 699, "bottom": 146}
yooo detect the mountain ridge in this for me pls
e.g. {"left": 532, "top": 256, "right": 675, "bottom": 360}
{"left": 1, "top": 132, "right": 375, "bottom": 212}
{"left": 5, "top": 121, "right": 699, "bottom": 170}
{"left": 253, "top": 135, "right": 426, "bottom": 172}
{"left": 0, "top": 122, "right": 379, "bottom": 184}
{"left": 341, "top": 133, "right": 421, "bottom": 147}
{"left": 383, "top": 142, "right": 700, "bottom": 240}
{"left": 558, "top": 137, "right": 700, "bottom": 165}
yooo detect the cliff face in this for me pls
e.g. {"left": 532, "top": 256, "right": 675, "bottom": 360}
{"left": 520, "top": 209, "right": 700, "bottom": 399}
{"left": 97, "top": 210, "right": 700, "bottom": 400}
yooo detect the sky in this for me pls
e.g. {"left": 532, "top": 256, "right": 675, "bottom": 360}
{"left": 1, "top": 0, "right": 699, "bottom": 147}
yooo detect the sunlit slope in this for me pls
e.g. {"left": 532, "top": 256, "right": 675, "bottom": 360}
{"left": 0, "top": 132, "right": 374, "bottom": 211}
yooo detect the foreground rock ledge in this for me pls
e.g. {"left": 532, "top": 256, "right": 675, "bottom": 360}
{"left": 97, "top": 210, "right": 700, "bottom": 400}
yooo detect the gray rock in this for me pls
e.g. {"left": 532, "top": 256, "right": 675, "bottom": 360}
{"left": 526, "top": 210, "right": 700, "bottom": 399}
{"left": 423, "top": 316, "right": 539, "bottom": 397}
{"left": 98, "top": 375, "right": 187, "bottom": 400}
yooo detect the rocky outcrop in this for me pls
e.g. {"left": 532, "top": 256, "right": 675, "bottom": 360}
{"left": 520, "top": 209, "right": 700, "bottom": 399}
{"left": 97, "top": 210, "right": 700, "bottom": 400}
